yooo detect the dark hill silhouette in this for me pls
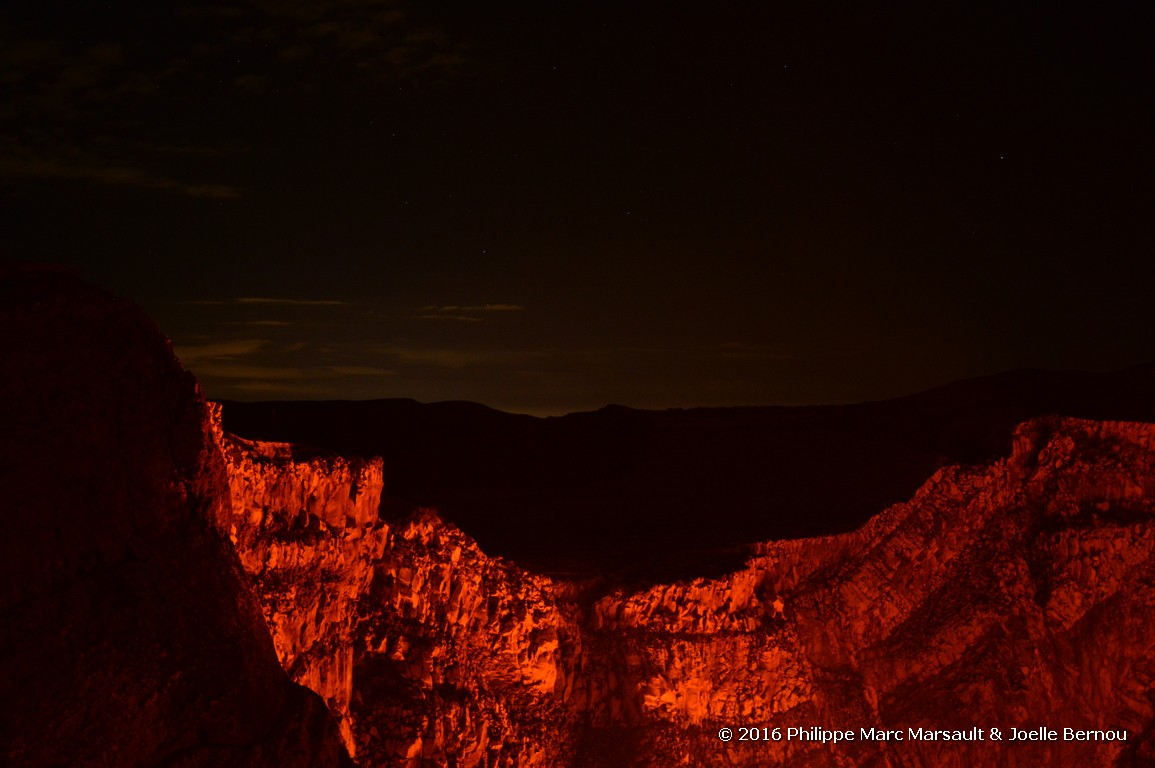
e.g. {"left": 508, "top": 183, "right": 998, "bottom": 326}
{"left": 218, "top": 365, "right": 1155, "bottom": 579}
{"left": 0, "top": 266, "right": 351, "bottom": 766}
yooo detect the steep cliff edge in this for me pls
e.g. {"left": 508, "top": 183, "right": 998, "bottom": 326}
{"left": 351, "top": 510, "right": 578, "bottom": 766}
{"left": 583, "top": 417, "right": 1155, "bottom": 766}
{"left": 212, "top": 411, "right": 390, "bottom": 756}
{"left": 218, "top": 408, "right": 1155, "bottom": 767}
{"left": 214, "top": 415, "right": 576, "bottom": 765}
{"left": 0, "top": 266, "right": 351, "bottom": 767}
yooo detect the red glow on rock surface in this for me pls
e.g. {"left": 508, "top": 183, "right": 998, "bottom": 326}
{"left": 3, "top": 267, "right": 1154, "bottom": 767}
{"left": 220, "top": 405, "right": 1155, "bottom": 766}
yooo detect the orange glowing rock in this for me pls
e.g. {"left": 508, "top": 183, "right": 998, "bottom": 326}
{"left": 211, "top": 408, "right": 388, "bottom": 757}
{"left": 217, "top": 413, "right": 1155, "bottom": 766}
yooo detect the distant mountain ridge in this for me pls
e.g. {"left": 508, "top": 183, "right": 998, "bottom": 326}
{"left": 219, "top": 365, "right": 1155, "bottom": 578}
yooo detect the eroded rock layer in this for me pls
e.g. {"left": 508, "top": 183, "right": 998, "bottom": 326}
{"left": 214, "top": 414, "right": 389, "bottom": 756}
{"left": 215, "top": 413, "right": 577, "bottom": 764}
{"left": 581, "top": 417, "right": 1155, "bottom": 767}
{"left": 220, "top": 410, "right": 1155, "bottom": 767}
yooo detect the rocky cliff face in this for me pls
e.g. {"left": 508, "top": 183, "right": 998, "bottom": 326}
{"left": 213, "top": 413, "right": 389, "bottom": 757}
{"left": 350, "top": 510, "right": 578, "bottom": 767}
{"left": 579, "top": 417, "right": 1155, "bottom": 767}
{"left": 214, "top": 415, "right": 577, "bottom": 765}
{"left": 219, "top": 411, "right": 1155, "bottom": 767}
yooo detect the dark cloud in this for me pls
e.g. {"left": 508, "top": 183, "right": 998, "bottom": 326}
{"left": 175, "top": 338, "right": 270, "bottom": 363}
{"left": 375, "top": 345, "right": 536, "bottom": 369}
{"left": 234, "top": 298, "right": 349, "bottom": 306}
{"left": 717, "top": 342, "right": 794, "bottom": 361}
{"left": 174, "top": 335, "right": 396, "bottom": 399}
{"left": 153, "top": 144, "right": 251, "bottom": 157}
{"left": 181, "top": 0, "right": 466, "bottom": 82}
{"left": 0, "top": 141, "right": 243, "bottom": 197}
{"left": 415, "top": 304, "right": 525, "bottom": 323}
{"left": 0, "top": 25, "right": 236, "bottom": 196}
{"left": 0, "top": 0, "right": 465, "bottom": 199}
{"left": 423, "top": 304, "right": 524, "bottom": 312}
{"left": 183, "top": 298, "right": 350, "bottom": 306}
{"left": 414, "top": 315, "right": 484, "bottom": 323}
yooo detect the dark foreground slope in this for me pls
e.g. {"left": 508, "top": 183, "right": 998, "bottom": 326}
{"left": 0, "top": 266, "right": 350, "bottom": 767}
{"left": 219, "top": 365, "right": 1155, "bottom": 577}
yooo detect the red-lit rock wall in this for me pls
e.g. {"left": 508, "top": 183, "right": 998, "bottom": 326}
{"left": 212, "top": 410, "right": 389, "bottom": 757}
{"left": 218, "top": 414, "right": 1155, "bottom": 767}
{"left": 579, "top": 417, "right": 1155, "bottom": 766}
{"left": 351, "top": 511, "right": 578, "bottom": 766}
{"left": 214, "top": 413, "right": 576, "bottom": 765}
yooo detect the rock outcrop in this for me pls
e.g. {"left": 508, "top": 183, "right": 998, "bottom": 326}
{"left": 0, "top": 266, "right": 351, "bottom": 767}
{"left": 351, "top": 510, "right": 578, "bottom": 766}
{"left": 577, "top": 417, "right": 1155, "bottom": 766}
{"left": 219, "top": 408, "right": 1155, "bottom": 767}
{"left": 213, "top": 413, "right": 390, "bottom": 756}
{"left": 214, "top": 416, "right": 577, "bottom": 765}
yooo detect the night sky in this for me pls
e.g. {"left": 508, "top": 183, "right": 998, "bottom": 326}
{"left": 3, "top": 1, "right": 1152, "bottom": 415}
